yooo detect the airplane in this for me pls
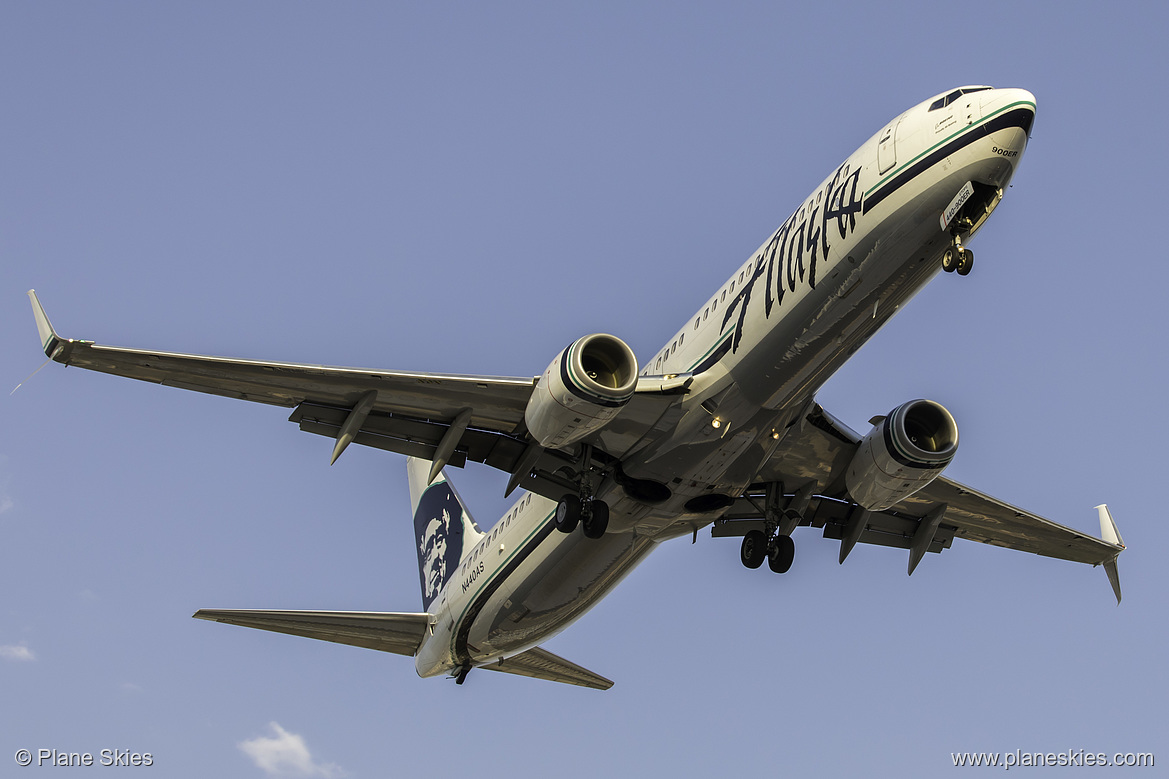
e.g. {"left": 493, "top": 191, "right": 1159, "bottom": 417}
{"left": 28, "top": 85, "right": 1125, "bottom": 690}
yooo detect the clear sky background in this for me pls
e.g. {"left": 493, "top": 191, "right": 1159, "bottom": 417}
{"left": 3, "top": 2, "right": 1166, "bottom": 777}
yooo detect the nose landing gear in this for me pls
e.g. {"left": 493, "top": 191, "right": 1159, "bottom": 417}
{"left": 942, "top": 223, "right": 974, "bottom": 276}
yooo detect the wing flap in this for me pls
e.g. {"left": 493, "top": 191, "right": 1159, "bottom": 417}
{"left": 480, "top": 646, "right": 613, "bottom": 690}
{"left": 192, "top": 609, "right": 431, "bottom": 657}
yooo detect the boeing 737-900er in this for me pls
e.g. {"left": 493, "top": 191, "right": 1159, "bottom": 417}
{"left": 29, "top": 86, "right": 1124, "bottom": 690}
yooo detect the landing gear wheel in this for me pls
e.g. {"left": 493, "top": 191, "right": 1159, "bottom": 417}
{"left": 942, "top": 248, "right": 957, "bottom": 273}
{"left": 555, "top": 495, "right": 581, "bottom": 534}
{"left": 741, "top": 530, "right": 767, "bottom": 569}
{"left": 956, "top": 248, "right": 974, "bottom": 276}
{"left": 767, "top": 535, "right": 795, "bottom": 574}
{"left": 582, "top": 500, "right": 610, "bottom": 539}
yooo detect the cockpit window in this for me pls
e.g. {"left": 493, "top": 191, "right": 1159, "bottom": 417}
{"left": 928, "top": 87, "right": 991, "bottom": 112}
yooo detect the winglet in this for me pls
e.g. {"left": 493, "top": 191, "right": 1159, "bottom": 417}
{"left": 27, "top": 290, "right": 66, "bottom": 360}
{"left": 1096, "top": 504, "right": 1124, "bottom": 547}
{"left": 1095, "top": 504, "right": 1124, "bottom": 604}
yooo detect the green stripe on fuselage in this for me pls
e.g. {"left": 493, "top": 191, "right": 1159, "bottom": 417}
{"left": 864, "top": 100, "right": 1036, "bottom": 199}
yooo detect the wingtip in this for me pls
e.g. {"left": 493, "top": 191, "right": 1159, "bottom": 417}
{"left": 27, "top": 289, "right": 64, "bottom": 359}
{"left": 1095, "top": 504, "right": 1124, "bottom": 548}
{"left": 1104, "top": 560, "right": 1122, "bottom": 605}
{"left": 1093, "top": 505, "right": 1123, "bottom": 604}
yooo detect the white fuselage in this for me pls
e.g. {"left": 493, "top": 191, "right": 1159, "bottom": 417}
{"left": 415, "top": 86, "right": 1036, "bottom": 679}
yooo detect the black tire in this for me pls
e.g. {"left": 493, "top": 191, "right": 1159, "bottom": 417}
{"left": 555, "top": 495, "right": 581, "bottom": 534}
{"left": 942, "top": 248, "right": 957, "bottom": 273}
{"left": 767, "top": 535, "right": 795, "bottom": 574}
{"left": 741, "top": 530, "right": 766, "bottom": 569}
{"left": 582, "top": 500, "right": 610, "bottom": 539}
{"left": 957, "top": 248, "right": 974, "bottom": 276}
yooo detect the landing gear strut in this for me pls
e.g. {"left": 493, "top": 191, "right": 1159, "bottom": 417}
{"left": 554, "top": 444, "right": 610, "bottom": 538}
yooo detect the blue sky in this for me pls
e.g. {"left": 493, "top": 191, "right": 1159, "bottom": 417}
{"left": 3, "top": 2, "right": 1166, "bottom": 776}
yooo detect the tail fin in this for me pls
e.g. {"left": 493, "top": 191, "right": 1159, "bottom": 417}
{"left": 407, "top": 457, "right": 485, "bottom": 611}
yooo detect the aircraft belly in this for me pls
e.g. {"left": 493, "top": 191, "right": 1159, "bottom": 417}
{"left": 464, "top": 529, "right": 657, "bottom": 663}
{"left": 738, "top": 147, "right": 1018, "bottom": 414}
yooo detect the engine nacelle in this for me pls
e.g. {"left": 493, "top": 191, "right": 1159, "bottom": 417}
{"left": 524, "top": 334, "right": 638, "bottom": 450}
{"left": 845, "top": 399, "right": 959, "bottom": 511}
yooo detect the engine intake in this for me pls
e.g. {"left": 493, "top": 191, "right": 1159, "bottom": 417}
{"left": 845, "top": 399, "right": 958, "bottom": 511}
{"left": 524, "top": 334, "right": 638, "bottom": 450}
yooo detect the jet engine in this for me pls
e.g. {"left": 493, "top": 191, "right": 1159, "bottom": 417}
{"left": 524, "top": 334, "right": 638, "bottom": 450}
{"left": 845, "top": 399, "right": 959, "bottom": 511}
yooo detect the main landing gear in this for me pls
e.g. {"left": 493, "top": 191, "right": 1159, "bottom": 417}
{"left": 554, "top": 494, "right": 610, "bottom": 538}
{"left": 942, "top": 228, "right": 974, "bottom": 276}
{"left": 738, "top": 482, "right": 805, "bottom": 574}
{"left": 554, "top": 443, "right": 610, "bottom": 539}
{"left": 740, "top": 530, "right": 795, "bottom": 574}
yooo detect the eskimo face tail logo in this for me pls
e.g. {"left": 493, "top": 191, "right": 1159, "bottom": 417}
{"left": 413, "top": 482, "right": 464, "bottom": 611}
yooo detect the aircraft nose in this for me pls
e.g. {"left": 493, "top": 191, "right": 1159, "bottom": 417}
{"left": 982, "top": 88, "right": 1037, "bottom": 134}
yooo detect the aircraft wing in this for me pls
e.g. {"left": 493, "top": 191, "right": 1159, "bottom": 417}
{"left": 192, "top": 609, "right": 432, "bottom": 656}
{"left": 724, "top": 402, "right": 1124, "bottom": 599}
{"left": 479, "top": 646, "right": 614, "bottom": 690}
{"left": 28, "top": 291, "right": 684, "bottom": 496}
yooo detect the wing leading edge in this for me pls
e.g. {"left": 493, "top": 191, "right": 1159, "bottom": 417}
{"left": 26, "top": 291, "right": 684, "bottom": 501}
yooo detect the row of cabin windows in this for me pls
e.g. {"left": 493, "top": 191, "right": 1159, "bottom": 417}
{"left": 468, "top": 492, "right": 533, "bottom": 563}
{"left": 649, "top": 262, "right": 754, "bottom": 374}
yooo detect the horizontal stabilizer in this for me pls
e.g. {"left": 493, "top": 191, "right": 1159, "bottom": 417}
{"left": 193, "top": 609, "right": 431, "bottom": 657}
{"left": 480, "top": 646, "right": 613, "bottom": 690}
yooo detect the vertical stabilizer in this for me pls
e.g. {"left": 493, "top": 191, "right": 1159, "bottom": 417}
{"left": 407, "top": 457, "right": 485, "bottom": 611}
